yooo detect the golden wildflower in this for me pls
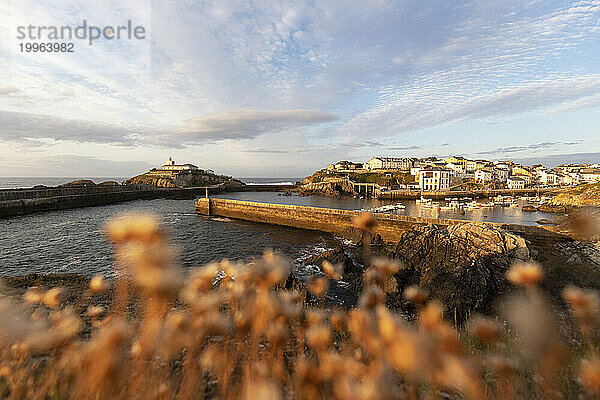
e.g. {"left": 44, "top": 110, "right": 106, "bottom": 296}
{"left": 308, "top": 277, "right": 329, "bottom": 297}
{"left": 469, "top": 316, "right": 501, "bottom": 345}
{"left": 330, "top": 311, "right": 346, "bottom": 332}
{"left": 85, "top": 306, "right": 105, "bottom": 319}
{"left": 371, "top": 258, "right": 402, "bottom": 275}
{"left": 305, "top": 325, "right": 330, "bottom": 351}
{"left": 90, "top": 275, "right": 110, "bottom": 293}
{"left": 562, "top": 285, "right": 600, "bottom": 322}
{"left": 352, "top": 213, "right": 376, "bottom": 231}
{"left": 579, "top": 357, "right": 600, "bottom": 394}
{"left": 419, "top": 301, "right": 444, "bottom": 331}
{"left": 359, "top": 286, "right": 385, "bottom": 308}
{"left": 42, "top": 288, "right": 63, "bottom": 307}
{"left": 104, "top": 213, "right": 164, "bottom": 244}
{"left": 322, "top": 261, "right": 342, "bottom": 280}
{"left": 506, "top": 262, "right": 543, "bottom": 286}
{"left": 403, "top": 285, "right": 428, "bottom": 305}
{"left": 23, "top": 287, "right": 43, "bottom": 304}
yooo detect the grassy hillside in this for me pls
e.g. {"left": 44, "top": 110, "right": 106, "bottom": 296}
{"left": 550, "top": 183, "right": 600, "bottom": 207}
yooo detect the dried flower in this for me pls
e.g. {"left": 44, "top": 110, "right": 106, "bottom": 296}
{"left": 469, "top": 316, "right": 501, "bottom": 345}
{"left": 579, "top": 357, "right": 600, "bottom": 394}
{"left": 90, "top": 275, "right": 110, "bottom": 293}
{"left": 403, "top": 285, "right": 428, "bottom": 305}
{"left": 352, "top": 213, "right": 376, "bottom": 231}
{"left": 86, "top": 306, "right": 105, "bottom": 319}
{"left": 42, "top": 288, "right": 63, "bottom": 307}
{"left": 321, "top": 261, "right": 342, "bottom": 280}
{"left": 308, "top": 277, "right": 329, "bottom": 297}
{"left": 506, "top": 262, "right": 542, "bottom": 286}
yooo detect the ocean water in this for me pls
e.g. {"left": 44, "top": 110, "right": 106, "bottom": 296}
{"left": 0, "top": 178, "right": 556, "bottom": 278}
{"left": 0, "top": 198, "right": 341, "bottom": 277}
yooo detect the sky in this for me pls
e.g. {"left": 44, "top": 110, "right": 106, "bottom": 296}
{"left": 0, "top": 0, "right": 600, "bottom": 178}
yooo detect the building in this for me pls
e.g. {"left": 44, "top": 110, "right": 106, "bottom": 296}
{"left": 538, "top": 170, "right": 559, "bottom": 185}
{"left": 366, "top": 157, "right": 415, "bottom": 171}
{"left": 161, "top": 157, "right": 199, "bottom": 171}
{"left": 445, "top": 156, "right": 469, "bottom": 169}
{"left": 445, "top": 162, "right": 466, "bottom": 177}
{"left": 327, "top": 161, "right": 363, "bottom": 172}
{"left": 493, "top": 167, "right": 509, "bottom": 182}
{"left": 512, "top": 165, "right": 533, "bottom": 177}
{"left": 466, "top": 159, "right": 489, "bottom": 172}
{"left": 514, "top": 174, "right": 531, "bottom": 186}
{"left": 418, "top": 167, "right": 452, "bottom": 191}
{"left": 475, "top": 168, "right": 493, "bottom": 183}
{"left": 507, "top": 176, "right": 525, "bottom": 190}
{"left": 580, "top": 168, "right": 600, "bottom": 183}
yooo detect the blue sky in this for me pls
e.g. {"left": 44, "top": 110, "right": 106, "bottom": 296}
{"left": 0, "top": 0, "right": 599, "bottom": 177}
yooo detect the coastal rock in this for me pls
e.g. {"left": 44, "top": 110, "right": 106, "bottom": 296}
{"left": 304, "top": 247, "right": 362, "bottom": 277}
{"left": 299, "top": 179, "right": 357, "bottom": 197}
{"left": 537, "top": 204, "right": 569, "bottom": 213}
{"left": 521, "top": 205, "right": 538, "bottom": 212}
{"left": 60, "top": 179, "right": 96, "bottom": 187}
{"left": 123, "top": 171, "right": 244, "bottom": 189}
{"left": 386, "top": 222, "right": 531, "bottom": 319}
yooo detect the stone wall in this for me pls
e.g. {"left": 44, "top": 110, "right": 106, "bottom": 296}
{"left": 195, "top": 198, "right": 570, "bottom": 246}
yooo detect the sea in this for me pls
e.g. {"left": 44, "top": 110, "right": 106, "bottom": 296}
{"left": 0, "top": 177, "right": 555, "bottom": 278}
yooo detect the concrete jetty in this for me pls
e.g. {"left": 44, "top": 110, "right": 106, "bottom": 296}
{"left": 195, "top": 198, "right": 570, "bottom": 247}
{"left": 0, "top": 184, "right": 296, "bottom": 218}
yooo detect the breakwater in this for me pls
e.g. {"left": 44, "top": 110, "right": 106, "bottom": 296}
{"left": 0, "top": 184, "right": 297, "bottom": 218}
{"left": 195, "top": 198, "right": 569, "bottom": 248}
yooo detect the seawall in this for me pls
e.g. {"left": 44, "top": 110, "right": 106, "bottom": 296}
{"left": 195, "top": 198, "right": 570, "bottom": 248}
{"left": 0, "top": 184, "right": 297, "bottom": 218}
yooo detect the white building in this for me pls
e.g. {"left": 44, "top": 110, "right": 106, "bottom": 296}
{"left": 475, "top": 168, "right": 493, "bottom": 183}
{"left": 507, "top": 176, "right": 525, "bottom": 190}
{"left": 446, "top": 162, "right": 466, "bottom": 177}
{"left": 366, "top": 157, "right": 415, "bottom": 171}
{"left": 493, "top": 168, "right": 509, "bottom": 182}
{"left": 513, "top": 174, "right": 531, "bottom": 186}
{"left": 538, "top": 170, "right": 559, "bottom": 185}
{"left": 418, "top": 167, "right": 452, "bottom": 191}
{"left": 161, "top": 157, "right": 199, "bottom": 171}
{"left": 580, "top": 168, "right": 600, "bottom": 183}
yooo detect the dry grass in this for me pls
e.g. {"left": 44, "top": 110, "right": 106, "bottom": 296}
{"left": 0, "top": 213, "right": 599, "bottom": 399}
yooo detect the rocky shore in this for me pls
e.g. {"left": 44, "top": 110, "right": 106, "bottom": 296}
{"left": 298, "top": 221, "right": 600, "bottom": 321}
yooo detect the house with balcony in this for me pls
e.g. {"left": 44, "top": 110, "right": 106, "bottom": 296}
{"left": 418, "top": 167, "right": 452, "bottom": 191}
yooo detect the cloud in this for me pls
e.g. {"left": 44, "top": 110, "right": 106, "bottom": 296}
{"left": 511, "top": 152, "right": 600, "bottom": 168}
{"left": 478, "top": 140, "right": 582, "bottom": 155}
{"left": 0, "top": 86, "right": 19, "bottom": 96}
{"left": 0, "top": 155, "right": 153, "bottom": 177}
{"left": 165, "top": 109, "right": 338, "bottom": 143}
{"left": 0, "top": 110, "right": 144, "bottom": 146}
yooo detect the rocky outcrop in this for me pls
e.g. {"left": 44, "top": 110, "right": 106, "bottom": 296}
{"left": 386, "top": 222, "right": 531, "bottom": 319}
{"left": 299, "top": 179, "right": 357, "bottom": 197}
{"left": 550, "top": 183, "right": 600, "bottom": 208}
{"left": 60, "top": 179, "right": 96, "bottom": 187}
{"left": 123, "top": 171, "right": 244, "bottom": 189}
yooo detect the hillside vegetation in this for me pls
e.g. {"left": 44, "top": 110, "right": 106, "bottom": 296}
{"left": 303, "top": 169, "right": 415, "bottom": 187}
{"left": 550, "top": 183, "right": 600, "bottom": 207}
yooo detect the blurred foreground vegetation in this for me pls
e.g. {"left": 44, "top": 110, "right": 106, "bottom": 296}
{"left": 0, "top": 214, "right": 599, "bottom": 399}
